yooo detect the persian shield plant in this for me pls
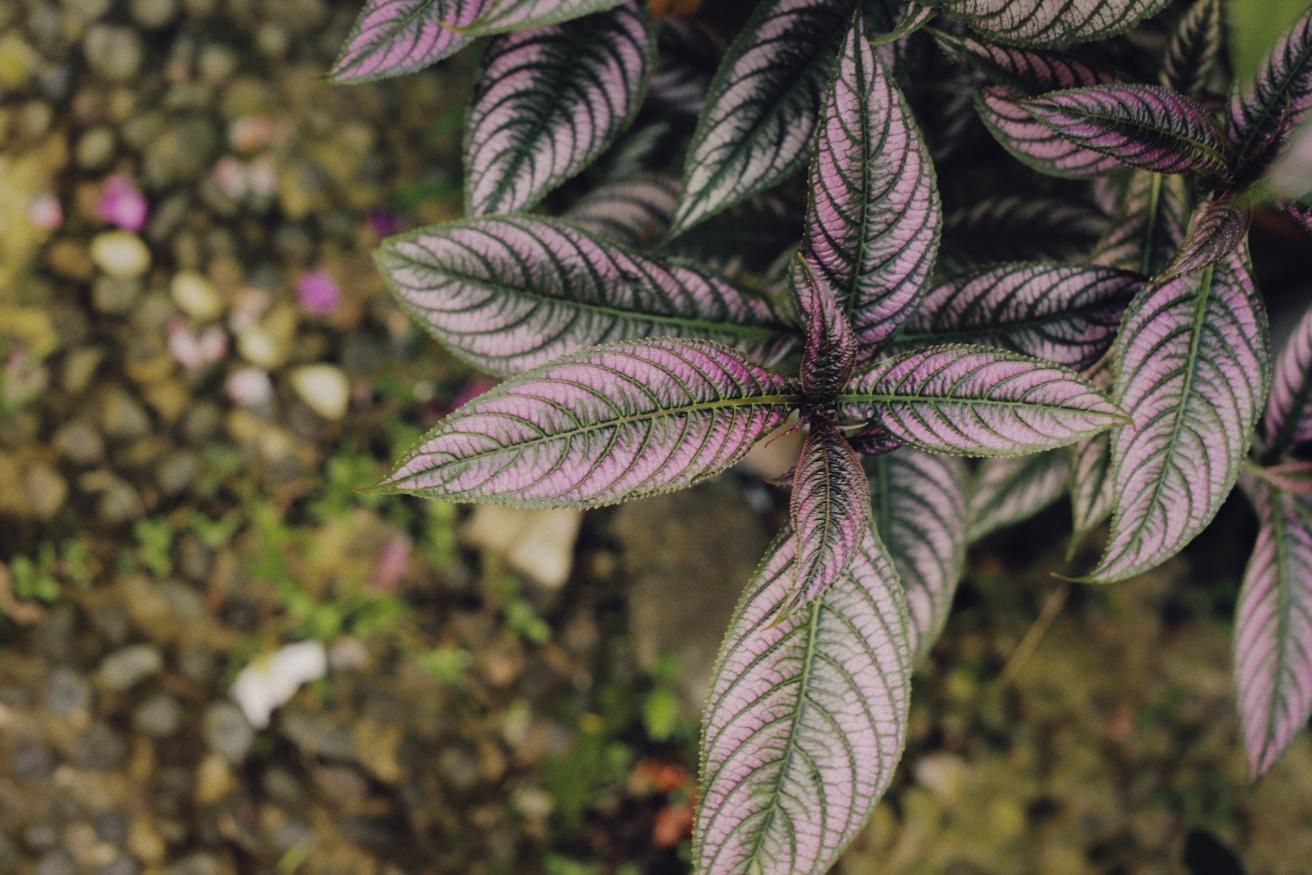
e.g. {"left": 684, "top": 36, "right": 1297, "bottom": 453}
{"left": 333, "top": 0, "right": 1312, "bottom": 871}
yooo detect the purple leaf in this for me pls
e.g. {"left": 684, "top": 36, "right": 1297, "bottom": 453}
{"left": 805, "top": 11, "right": 942, "bottom": 354}
{"left": 1092, "top": 170, "right": 1190, "bottom": 276}
{"left": 942, "top": 195, "right": 1110, "bottom": 269}
{"left": 465, "top": 3, "right": 654, "bottom": 216}
{"left": 870, "top": 449, "right": 968, "bottom": 661}
{"left": 839, "top": 346, "right": 1126, "bottom": 456}
{"left": 563, "top": 174, "right": 680, "bottom": 247}
{"left": 1264, "top": 307, "right": 1312, "bottom": 455}
{"left": 649, "top": 18, "right": 723, "bottom": 116}
{"left": 932, "top": 28, "right": 1113, "bottom": 93}
{"left": 376, "top": 216, "right": 790, "bottom": 377}
{"left": 793, "top": 258, "right": 856, "bottom": 402}
{"left": 1085, "top": 251, "right": 1270, "bottom": 582}
{"left": 473, "top": 0, "right": 629, "bottom": 32}
{"left": 1234, "top": 482, "right": 1312, "bottom": 780}
{"left": 977, "top": 87, "right": 1125, "bottom": 178}
{"left": 696, "top": 526, "right": 910, "bottom": 874}
{"left": 869, "top": 1, "right": 937, "bottom": 47}
{"left": 1258, "top": 461, "right": 1312, "bottom": 497}
{"left": 849, "top": 423, "right": 903, "bottom": 456}
{"left": 968, "top": 450, "right": 1070, "bottom": 541}
{"left": 898, "top": 263, "right": 1143, "bottom": 371}
{"left": 1160, "top": 0, "right": 1223, "bottom": 98}
{"left": 1020, "top": 85, "right": 1232, "bottom": 176}
{"left": 1227, "top": 8, "right": 1312, "bottom": 179}
{"left": 930, "top": 0, "right": 1173, "bottom": 48}
{"left": 329, "top": 0, "right": 487, "bottom": 84}
{"left": 1278, "top": 201, "right": 1312, "bottom": 235}
{"left": 1070, "top": 358, "right": 1116, "bottom": 551}
{"left": 788, "top": 422, "right": 871, "bottom": 607}
{"left": 1165, "top": 196, "right": 1252, "bottom": 279}
{"left": 669, "top": 0, "right": 854, "bottom": 236}
{"left": 380, "top": 339, "right": 798, "bottom": 507}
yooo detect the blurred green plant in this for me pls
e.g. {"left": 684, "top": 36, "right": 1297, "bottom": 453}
{"left": 1230, "top": 0, "right": 1309, "bottom": 82}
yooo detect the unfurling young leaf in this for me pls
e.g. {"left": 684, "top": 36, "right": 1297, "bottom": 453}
{"left": 788, "top": 422, "right": 871, "bottom": 608}
{"left": 375, "top": 217, "right": 790, "bottom": 376}
{"left": 793, "top": 258, "right": 856, "bottom": 401}
{"left": 805, "top": 10, "right": 941, "bottom": 355}
{"left": 378, "top": 339, "right": 797, "bottom": 506}
{"left": 330, "top": 0, "right": 628, "bottom": 83}
{"left": 464, "top": 2, "right": 654, "bottom": 215}
{"left": 968, "top": 451, "right": 1071, "bottom": 541}
{"left": 1020, "top": 85, "right": 1233, "bottom": 176}
{"left": 1160, "top": 0, "right": 1224, "bottom": 99}
{"left": 869, "top": 450, "right": 968, "bottom": 662}
{"left": 1164, "top": 195, "right": 1252, "bottom": 278}
{"left": 564, "top": 174, "right": 680, "bottom": 247}
{"left": 1227, "top": 8, "right": 1312, "bottom": 180}
{"left": 669, "top": 0, "right": 854, "bottom": 236}
{"left": 928, "top": 0, "right": 1172, "bottom": 49}
{"left": 1092, "top": 170, "right": 1191, "bottom": 276}
{"left": 697, "top": 527, "right": 910, "bottom": 875}
{"left": 1264, "top": 307, "right": 1312, "bottom": 456}
{"left": 839, "top": 346, "right": 1126, "bottom": 456}
{"left": 1085, "top": 250, "right": 1270, "bottom": 583}
{"left": 896, "top": 263, "right": 1142, "bottom": 371}
{"left": 1234, "top": 482, "right": 1312, "bottom": 780}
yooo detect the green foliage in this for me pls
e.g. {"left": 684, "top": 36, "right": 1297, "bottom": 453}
{"left": 493, "top": 575, "right": 551, "bottom": 645}
{"left": 1229, "top": 0, "right": 1308, "bottom": 82}
{"left": 416, "top": 645, "right": 474, "bottom": 686}
{"left": 134, "top": 518, "right": 174, "bottom": 577}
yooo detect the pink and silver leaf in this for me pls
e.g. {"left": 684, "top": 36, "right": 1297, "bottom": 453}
{"left": 696, "top": 526, "right": 910, "bottom": 875}
{"left": 1164, "top": 196, "right": 1252, "bottom": 279}
{"left": 942, "top": 195, "right": 1109, "bottom": 269}
{"left": 804, "top": 10, "right": 942, "bottom": 354}
{"left": 869, "top": 449, "right": 968, "bottom": 661}
{"left": 1234, "top": 483, "right": 1312, "bottom": 780}
{"left": 564, "top": 174, "right": 680, "bottom": 248}
{"left": 931, "top": 28, "right": 1114, "bottom": 93}
{"left": 1092, "top": 170, "right": 1191, "bottom": 276}
{"left": 976, "top": 86, "right": 1125, "bottom": 178}
{"left": 928, "top": 0, "right": 1173, "bottom": 48}
{"left": 1264, "top": 306, "right": 1312, "bottom": 455}
{"left": 1160, "top": 0, "right": 1223, "bottom": 99}
{"left": 465, "top": 3, "right": 654, "bottom": 216}
{"left": 329, "top": 0, "right": 487, "bottom": 84}
{"left": 839, "top": 345, "right": 1126, "bottom": 457}
{"left": 897, "top": 263, "right": 1143, "bottom": 371}
{"left": 967, "top": 450, "right": 1070, "bottom": 541}
{"left": 376, "top": 216, "right": 790, "bottom": 377}
{"left": 1020, "top": 84, "right": 1232, "bottom": 176}
{"left": 669, "top": 0, "right": 854, "bottom": 236}
{"left": 1085, "top": 251, "right": 1270, "bottom": 582}
{"left": 793, "top": 258, "right": 857, "bottom": 401}
{"left": 379, "top": 339, "right": 798, "bottom": 508}
{"left": 787, "top": 422, "right": 872, "bottom": 607}
{"left": 1227, "top": 8, "right": 1312, "bottom": 179}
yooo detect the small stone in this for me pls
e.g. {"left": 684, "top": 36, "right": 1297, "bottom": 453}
{"left": 170, "top": 271, "right": 224, "bottom": 321}
{"left": 131, "top": 0, "right": 178, "bottom": 27}
{"left": 92, "top": 276, "right": 141, "bottom": 313}
{"left": 91, "top": 231, "right": 150, "bottom": 279}
{"left": 97, "top": 644, "right": 164, "bottom": 691}
{"left": 225, "top": 366, "right": 272, "bottom": 407}
{"left": 75, "top": 126, "right": 116, "bottom": 170}
{"left": 23, "top": 463, "right": 67, "bottom": 519}
{"left": 83, "top": 25, "right": 143, "bottom": 82}
{"left": 464, "top": 506, "right": 582, "bottom": 591}
{"left": 101, "top": 388, "right": 151, "bottom": 437}
{"left": 231, "top": 641, "right": 327, "bottom": 729}
{"left": 62, "top": 347, "right": 104, "bottom": 393}
{"left": 203, "top": 702, "right": 255, "bottom": 763}
{"left": 74, "top": 722, "right": 127, "bottom": 770}
{"left": 290, "top": 364, "right": 350, "bottom": 420}
{"left": 134, "top": 694, "right": 183, "bottom": 737}
{"left": 195, "top": 753, "right": 235, "bottom": 805}
{"left": 27, "top": 192, "right": 62, "bottom": 231}
{"left": 44, "top": 668, "right": 93, "bottom": 718}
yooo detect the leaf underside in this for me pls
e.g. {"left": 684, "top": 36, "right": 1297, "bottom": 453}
{"left": 376, "top": 216, "right": 791, "bottom": 377}
{"left": 1087, "top": 251, "right": 1270, "bottom": 582}
{"left": 840, "top": 345, "right": 1126, "bottom": 456}
{"left": 381, "top": 339, "right": 797, "bottom": 507}
{"left": 805, "top": 11, "right": 942, "bottom": 354}
{"left": 1234, "top": 484, "right": 1312, "bottom": 780}
{"left": 870, "top": 449, "right": 968, "bottom": 662}
{"left": 968, "top": 450, "right": 1071, "bottom": 541}
{"left": 464, "top": 2, "right": 654, "bottom": 216}
{"left": 931, "top": 0, "right": 1173, "bottom": 49}
{"left": 697, "top": 526, "right": 910, "bottom": 875}
{"left": 1264, "top": 307, "right": 1312, "bottom": 456}
{"left": 899, "top": 262, "right": 1143, "bottom": 371}
{"left": 1021, "top": 85, "right": 1232, "bottom": 176}
{"left": 789, "top": 423, "right": 871, "bottom": 607}
{"left": 670, "top": 0, "right": 854, "bottom": 236}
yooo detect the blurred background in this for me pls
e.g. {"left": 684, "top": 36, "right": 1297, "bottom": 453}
{"left": 1, "top": 1, "right": 1310, "bottom": 873}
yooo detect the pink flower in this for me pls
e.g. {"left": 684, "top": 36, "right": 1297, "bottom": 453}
{"left": 27, "top": 192, "right": 62, "bottom": 231}
{"left": 97, "top": 175, "right": 149, "bottom": 232}
{"left": 296, "top": 270, "right": 341, "bottom": 315}
{"left": 369, "top": 535, "right": 413, "bottom": 593}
